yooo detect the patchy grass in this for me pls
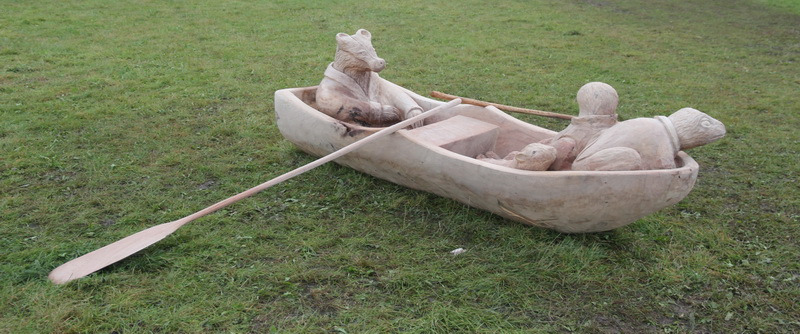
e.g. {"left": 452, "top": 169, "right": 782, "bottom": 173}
{"left": 1, "top": 0, "right": 798, "bottom": 332}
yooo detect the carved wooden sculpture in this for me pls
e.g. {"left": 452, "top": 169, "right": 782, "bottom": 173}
{"left": 316, "top": 29, "right": 424, "bottom": 128}
{"left": 272, "top": 29, "right": 724, "bottom": 232}
{"left": 542, "top": 82, "right": 619, "bottom": 170}
{"left": 275, "top": 86, "right": 704, "bottom": 233}
{"left": 571, "top": 107, "right": 725, "bottom": 171}
{"left": 470, "top": 81, "right": 725, "bottom": 173}
{"left": 49, "top": 27, "right": 729, "bottom": 285}
{"left": 477, "top": 143, "right": 557, "bottom": 171}
{"left": 478, "top": 82, "right": 618, "bottom": 171}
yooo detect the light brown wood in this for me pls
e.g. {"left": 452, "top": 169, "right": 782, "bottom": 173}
{"left": 317, "top": 29, "right": 426, "bottom": 128}
{"left": 404, "top": 115, "right": 500, "bottom": 157}
{"left": 276, "top": 86, "right": 701, "bottom": 233}
{"left": 430, "top": 91, "right": 575, "bottom": 120}
{"left": 48, "top": 98, "right": 461, "bottom": 285}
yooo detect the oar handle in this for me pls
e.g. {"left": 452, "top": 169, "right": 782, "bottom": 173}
{"left": 431, "top": 91, "right": 574, "bottom": 120}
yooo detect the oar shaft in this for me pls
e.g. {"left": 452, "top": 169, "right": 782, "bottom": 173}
{"left": 431, "top": 91, "right": 574, "bottom": 120}
{"left": 184, "top": 98, "right": 462, "bottom": 222}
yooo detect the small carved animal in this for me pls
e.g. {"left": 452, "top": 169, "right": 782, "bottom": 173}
{"left": 316, "top": 29, "right": 424, "bottom": 128}
{"left": 478, "top": 143, "right": 557, "bottom": 171}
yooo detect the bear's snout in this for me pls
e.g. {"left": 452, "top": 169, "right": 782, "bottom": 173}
{"left": 368, "top": 57, "right": 386, "bottom": 72}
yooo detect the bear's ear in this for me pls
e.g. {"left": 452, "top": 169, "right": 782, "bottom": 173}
{"left": 336, "top": 32, "right": 349, "bottom": 43}
{"left": 356, "top": 29, "right": 371, "bottom": 39}
{"left": 336, "top": 33, "right": 354, "bottom": 48}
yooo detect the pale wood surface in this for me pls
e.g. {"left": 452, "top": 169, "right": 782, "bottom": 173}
{"left": 478, "top": 143, "right": 558, "bottom": 171}
{"left": 572, "top": 109, "right": 725, "bottom": 171}
{"left": 404, "top": 115, "right": 499, "bottom": 158}
{"left": 48, "top": 99, "right": 461, "bottom": 284}
{"left": 316, "top": 29, "right": 425, "bottom": 128}
{"left": 276, "top": 86, "right": 700, "bottom": 233}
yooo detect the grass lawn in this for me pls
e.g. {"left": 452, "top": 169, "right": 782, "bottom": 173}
{"left": 1, "top": 0, "right": 798, "bottom": 332}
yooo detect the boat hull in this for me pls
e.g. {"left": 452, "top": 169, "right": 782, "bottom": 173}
{"left": 274, "top": 86, "right": 698, "bottom": 233}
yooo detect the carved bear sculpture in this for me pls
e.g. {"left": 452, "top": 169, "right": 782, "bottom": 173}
{"left": 571, "top": 108, "right": 726, "bottom": 171}
{"left": 316, "top": 29, "right": 424, "bottom": 128}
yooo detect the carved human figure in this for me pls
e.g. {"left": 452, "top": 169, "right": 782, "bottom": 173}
{"left": 477, "top": 143, "right": 557, "bottom": 171}
{"left": 571, "top": 108, "right": 726, "bottom": 171}
{"left": 541, "top": 82, "right": 620, "bottom": 170}
{"left": 316, "top": 29, "right": 424, "bottom": 128}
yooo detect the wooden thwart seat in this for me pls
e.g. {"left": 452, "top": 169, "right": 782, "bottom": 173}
{"left": 405, "top": 115, "right": 499, "bottom": 157}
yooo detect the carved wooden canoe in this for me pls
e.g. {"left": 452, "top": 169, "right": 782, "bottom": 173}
{"left": 274, "top": 86, "right": 699, "bottom": 233}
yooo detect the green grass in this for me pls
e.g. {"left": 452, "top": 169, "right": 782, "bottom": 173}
{"left": 1, "top": 0, "right": 798, "bottom": 332}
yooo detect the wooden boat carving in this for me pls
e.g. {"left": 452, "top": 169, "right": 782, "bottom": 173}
{"left": 274, "top": 86, "right": 699, "bottom": 233}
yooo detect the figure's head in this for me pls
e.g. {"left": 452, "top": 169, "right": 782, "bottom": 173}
{"left": 667, "top": 108, "right": 726, "bottom": 150}
{"left": 335, "top": 29, "right": 386, "bottom": 72}
{"left": 576, "top": 82, "right": 619, "bottom": 117}
{"left": 515, "top": 143, "right": 557, "bottom": 171}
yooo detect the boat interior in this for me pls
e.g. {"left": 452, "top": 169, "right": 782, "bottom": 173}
{"left": 294, "top": 87, "right": 559, "bottom": 158}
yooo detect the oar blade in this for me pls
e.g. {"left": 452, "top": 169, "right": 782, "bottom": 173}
{"left": 48, "top": 220, "right": 185, "bottom": 284}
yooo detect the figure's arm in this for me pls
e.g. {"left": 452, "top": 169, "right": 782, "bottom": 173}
{"left": 546, "top": 137, "right": 576, "bottom": 171}
{"left": 377, "top": 78, "right": 425, "bottom": 127}
{"left": 477, "top": 157, "right": 518, "bottom": 169}
{"left": 317, "top": 84, "right": 400, "bottom": 126}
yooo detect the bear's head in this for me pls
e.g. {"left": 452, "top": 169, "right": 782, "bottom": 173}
{"left": 335, "top": 29, "right": 386, "bottom": 72}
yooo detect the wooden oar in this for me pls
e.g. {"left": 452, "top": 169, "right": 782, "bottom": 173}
{"left": 431, "top": 91, "right": 574, "bottom": 120}
{"left": 48, "top": 98, "right": 462, "bottom": 284}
